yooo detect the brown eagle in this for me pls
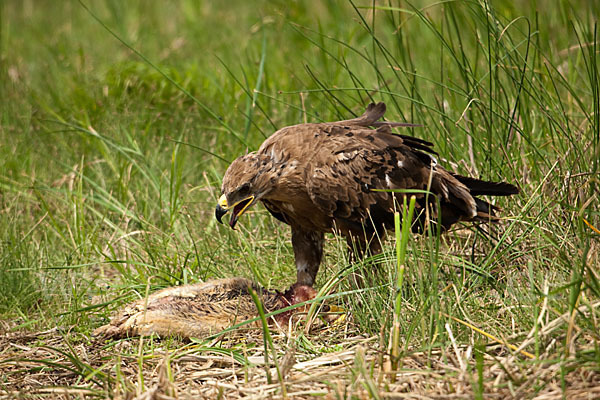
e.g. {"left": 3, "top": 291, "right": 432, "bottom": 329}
{"left": 215, "top": 103, "right": 518, "bottom": 286}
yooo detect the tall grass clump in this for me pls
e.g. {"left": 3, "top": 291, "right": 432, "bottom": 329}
{"left": 288, "top": 0, "right": 599, "bottom": 372}
{"left": 1, "top": 0, "right": 599, "bottom": 397}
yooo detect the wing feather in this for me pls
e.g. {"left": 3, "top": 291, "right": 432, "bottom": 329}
{"left": 305, "top": 129, "right": 429, "bottom": 222}
{"left": 256, "top": 103, "right": 481, "bottom": 233}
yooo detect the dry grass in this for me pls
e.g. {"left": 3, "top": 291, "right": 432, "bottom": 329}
{"left": 2, "top": 0, "right": 600, "bottom": 398}
{"left": 2, "top": 302, "right": 599, "bottom": 400}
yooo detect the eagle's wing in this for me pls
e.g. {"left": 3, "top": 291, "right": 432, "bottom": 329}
{"left": 303, "top": 125, "right": 444, "bottom": 230}
{"left": 258, "top": 102, "right": 420, "bottom": 161}
{"left": 258, "top": 103, "right": 514, "bottom": 233}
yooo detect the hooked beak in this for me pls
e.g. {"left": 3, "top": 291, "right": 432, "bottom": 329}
{"left": 215, "top": 194, "right": 255, "bottom": 229}
{"left": 215, "top": 194, "right": 229, "bottom": 224}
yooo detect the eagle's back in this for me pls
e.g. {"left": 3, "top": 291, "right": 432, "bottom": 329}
{"left": 255, "top": 105, "right": 517, "bottom": 234}
{"left": 257, "top": 122, "right": 425, "bottom": 231}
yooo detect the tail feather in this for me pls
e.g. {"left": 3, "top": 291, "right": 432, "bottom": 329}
{"left": 452, "top": 174, "right": 519, "bottom": 196}
{"left": 474, "top": 197, "right": 501, "bottom": 221}
{"left": 436, "top": 172, "right": 518, "bottom": 231}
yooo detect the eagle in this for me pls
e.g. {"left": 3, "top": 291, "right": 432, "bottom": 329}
{"left": 215, "top": 103, "right": 518, "bottom": 287}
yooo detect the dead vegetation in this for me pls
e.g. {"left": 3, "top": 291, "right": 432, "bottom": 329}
{"left": 2, "top": 1, "right": 600, "bottom": 399}
{"left": 2, "top": 305, "right": 599, "bottom": 400}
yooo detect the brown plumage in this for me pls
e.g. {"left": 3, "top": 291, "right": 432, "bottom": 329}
{"left": 94, "top": 278, "right": 317, "bottom": 339}
{"left": 215, "top": 102, "right": 519, "bottom": 286}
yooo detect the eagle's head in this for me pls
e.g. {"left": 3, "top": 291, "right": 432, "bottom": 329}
{"left": 215, "top": 152, "right": 275, "bottom": 229}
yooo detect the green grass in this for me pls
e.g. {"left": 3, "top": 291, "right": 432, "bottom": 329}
{"left": 1, "top": 0, "right": 599, "bottom": 397}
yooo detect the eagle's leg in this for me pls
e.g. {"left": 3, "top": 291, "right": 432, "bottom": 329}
{"left": 292, "top": 227, "right": 324, "bottom": 286}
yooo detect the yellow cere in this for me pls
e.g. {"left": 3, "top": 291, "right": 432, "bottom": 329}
{"left": 218, "top": 194, "right": 228, "bottom": 209}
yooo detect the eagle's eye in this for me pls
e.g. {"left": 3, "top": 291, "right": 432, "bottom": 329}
{"left": 236, "top": 183, "right": 251, "bottom": 197}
